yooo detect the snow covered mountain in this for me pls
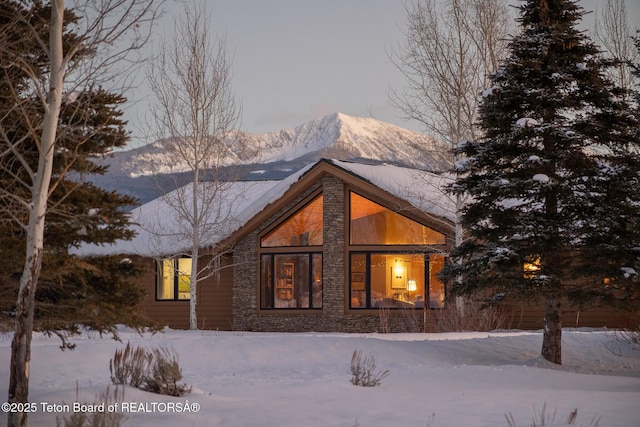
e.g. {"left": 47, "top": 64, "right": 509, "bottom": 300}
{"left": 90, "top": 113, "right": 452, "bottom": 204}
{"left": 238, "top": 112, "right": 449, "bottom": 167}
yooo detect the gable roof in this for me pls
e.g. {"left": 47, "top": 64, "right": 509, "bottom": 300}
{"left": 74, "top": 159, "right": 455, "bottom": 258}
{"left": 330, "top": 159, "right": 455, "bottom": 223}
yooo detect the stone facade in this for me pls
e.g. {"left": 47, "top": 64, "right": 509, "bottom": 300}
{"left": 232, "top": 174, "right": 435, "bottom": 333}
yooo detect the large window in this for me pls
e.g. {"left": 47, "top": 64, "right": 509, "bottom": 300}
{"left": 261, "top": 195, "right": 323, "bottom": 247}
{"left": 349, "top": 253, "right": 445, "bottom": 309}
{"left": 261, "top": 253, "right": 323, "bottom": 308}
{"left": 260, "top": 194, "right": 323, "bottom": 309}
{"left": 348, "top": 192, "right": 446, "bottom": 309}
{"left": 156, "top": 257, "right": 191, "bottom": 300}
{"left": 350, "top": 192, "right": 445, "bottom": 245}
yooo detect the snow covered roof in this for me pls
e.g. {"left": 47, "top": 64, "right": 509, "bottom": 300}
{"left": 331, "top": 160, "right": 455, "bottom": 223}
{"left": 74, "top": 159, "right": 454, "bottom": 258}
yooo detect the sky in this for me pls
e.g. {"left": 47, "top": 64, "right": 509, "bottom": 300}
{"left": 122, "top": 0, "right": 640, "bottom": 149}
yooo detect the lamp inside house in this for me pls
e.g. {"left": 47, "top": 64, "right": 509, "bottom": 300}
{"left": 407, "top": 279, "right": 417, "bottom": 292}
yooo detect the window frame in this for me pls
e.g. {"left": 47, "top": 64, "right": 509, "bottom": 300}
{"left": 348, "top": 251, "right": 445, "bottom": 310}
{"left": 260, "top": 252, "right": 323, "bottom": 310}
{"left": 346, "top": 189, "right": 448, "bottom": 311}
{"left": 155, "top": 256, "right": 192, "bottom": 301}
{"left": 349, "top": 191, "right": 446, "bottom": 246}
{"left": 260, "top": 192, "right": 324, "bottom": 248}
{"left": 258, "top": 190, "right": 324, "bottom": 311}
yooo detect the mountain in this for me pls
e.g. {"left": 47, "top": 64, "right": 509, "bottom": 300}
{"left": 237, "top": 112, "right": 450, "bottom": 167}
{"left": 89, "top": 113, "right": 452, "bottom": 204}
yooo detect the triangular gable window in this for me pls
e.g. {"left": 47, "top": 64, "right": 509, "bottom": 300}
{"left": 261, "top": 194, "right": 323, "bottom": 247}
{"left": 350, "top": 192, "right": 444, "bottom": 245}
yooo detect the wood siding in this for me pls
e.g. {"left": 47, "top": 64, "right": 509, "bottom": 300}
{"left": 136, "top": 255, "right": 234, "bottom": 330}
{"left": 501, "top": 302, "right": 633, "bottom": 330}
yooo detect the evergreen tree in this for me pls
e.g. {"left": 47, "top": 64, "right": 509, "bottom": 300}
{"left": 442, "top": 0, "right": 640, "bottom": 364}
{"left": 0, "top": 1, "right": 156, "bottom": 344}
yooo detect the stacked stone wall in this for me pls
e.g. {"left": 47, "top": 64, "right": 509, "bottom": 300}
{"left": 232, "top": 175, "right": 429, "bottom": 333}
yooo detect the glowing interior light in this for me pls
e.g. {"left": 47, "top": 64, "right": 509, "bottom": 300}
{"left": 393, "top": 266, "right": 404, "bottom": 279}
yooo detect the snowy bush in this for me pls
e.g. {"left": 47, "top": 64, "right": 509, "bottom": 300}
{"left": 109, "top": 342, "right": 152, "bottom": 388}
{"left": 349, "top": 349, "right": 389, "bottom": 387}
{"left": 109, "top": 343, "right": 190, "bottom": 396}
{"left": 142, "top": 347, "right": 191, "bottom": 396}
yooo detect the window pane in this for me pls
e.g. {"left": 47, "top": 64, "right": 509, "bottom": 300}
{"left": 261, "top": 255, "right": 273, "bottom": 309}
{"left": 428, "top": 254, "right": 445, "bottom": 308}
{"left": 157, "top": 259, "right": 175, "bottom": 300}
{"left": 350, "top": 193, "right": 445, "bottom": 245}
{"left": 177, "top": 258, "right": 191, "bottom": 300}
{"left": 262, "top": 253, "right": 322, "bottom": 310}
{"left": 350, "top": 254, "right": 367, "bottom": 308}
{"left": 312, "top": 254, "right": 323, "bottom": 308}
{"left": 274, "top": 255, "right": 310, "bottom": 308}
{"left": 262, "top": 195, "right": 323, "bottom": 247}
{"left": 370, "top": 254, "right": 425, "bottom": 308}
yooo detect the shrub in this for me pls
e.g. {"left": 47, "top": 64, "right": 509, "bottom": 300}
{"left": 378, "top": 305, "right": 391, "bottom": 333}
{"left": 109, "top": 343, "right": 190, "bottom": 396}
{"left": 378, "top": 305, "right": 424, "bottom": 333}
{"left": 349, "top": 349, "right": 390, "bottom": 387}
{"left": 505, "top": 402, "right": 600, "bottom": 427}
{"left": 109, "top": 342, "right": 152, "bottom": 388}
{"left": 142, "top": 347, "right": 191, "bottom": 396}
{"left": 605, "top": 309, "right": 640, "bottom": 357}
{"left": 56, "top": 385, "right": 125, "bottom": 427}
{"left": 431, "top": 299, "right": 512, "bottom": 332}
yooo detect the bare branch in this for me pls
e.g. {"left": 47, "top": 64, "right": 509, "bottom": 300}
{"left": 389, "top": 0, "right": 513, "bottom": 293}
{"left": 594, "top": 0, "right": 639, "bottom": 95}
{"left": 390, "top": 0, "right": 512, "bottom": 148}
{"left": 143, "top": 1, "right": 242, "bottom": 330}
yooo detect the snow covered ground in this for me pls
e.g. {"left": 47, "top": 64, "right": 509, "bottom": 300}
{"left": 1, "top": 328, "right": 639, "bottom": 427}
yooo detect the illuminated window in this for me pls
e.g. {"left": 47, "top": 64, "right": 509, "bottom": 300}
{"left": 261, "top": 254, "right": 322, "bottom": 309}
{"left": 156, "top": 257, "right": 191, "bottom": 300}
{"left": 260, "top": 193, "right": 323, "bottom": 309}
{"left": 350, "top": 192, "right": 445, "bottom": 245}
{"left": 524, "top": 256, "right": 541, "bottom": 279}
{"left": 261, "top": 195, "right": 323, "bottom": 247}
{"left": 349, "top": 253, "right": 445, "bottom": 309}
{"left": 348, "top": 192, "right": 446, "bottom": 309}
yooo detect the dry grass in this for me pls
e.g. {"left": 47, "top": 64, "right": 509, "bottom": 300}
{"left": 142, "top": 347, "right": 191, "bottom": 396}
{"left": 605, "top": 309, "right": 640, "bottom": 357}
{"left": 109, "top": 342, "right": 190, "bottom": 396}
{"left": 349, "top": 349, "right": 390, "bottom": 387}
{"left": 430, "top": 299, "right": 513, "bottom": 332}
{"left": 378, "top": 299, "right": 512, "bottom": 333}
{"left": 56, "top": 385, "right": 126, "bottom": 427}
{"left": 109, "top": 342, "right": 152, "bottom": 388}
{"left": 506, "top": 402, "right": 600, "bottom": 427}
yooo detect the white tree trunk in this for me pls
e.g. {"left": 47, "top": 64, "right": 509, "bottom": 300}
{"left": 190, "top": 247, "right": 199, "bottom": 330}
{"left": 7, "top": 2, "right": 65, "bottom": 426}
{"left": 190, "top": 167, "right": 200, "bottom": 330}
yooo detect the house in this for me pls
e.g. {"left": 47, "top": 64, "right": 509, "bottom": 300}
{"left": 77, "top": 159, "right": 630, "bottom": 331}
